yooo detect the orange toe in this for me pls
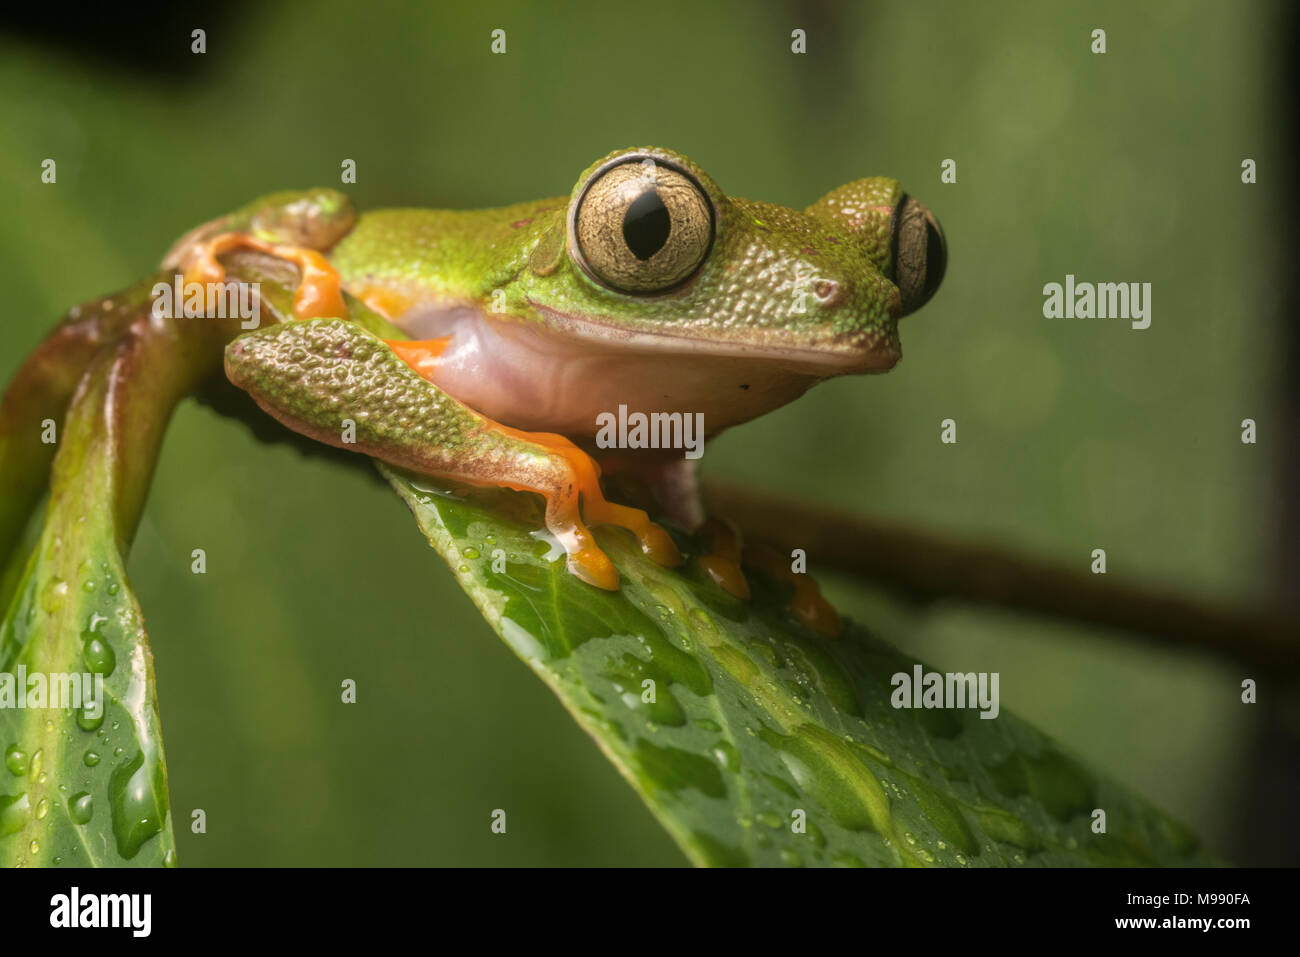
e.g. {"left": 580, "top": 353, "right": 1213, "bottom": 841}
{"left": 743, "top": 543, "right": 843, "bottom": 639}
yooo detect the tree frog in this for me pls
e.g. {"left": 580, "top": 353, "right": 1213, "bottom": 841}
{"left": 163, "top": 147, "right": 945, "bottom": 634}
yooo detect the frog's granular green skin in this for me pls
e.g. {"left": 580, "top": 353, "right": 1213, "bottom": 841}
{"left": 806, "top": 176, "right": 903, "bottom": 275}
{"left": 224, "top": 319, "right": 540, "bottom": 476}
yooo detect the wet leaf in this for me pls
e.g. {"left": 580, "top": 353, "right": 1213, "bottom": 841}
{"left": 0, "top": 270, "right": 249, "bottom": 868}
{"left": 0, "top": 290, "right": 177, "bottom": 867}
{"left": 386, "top": 468, "right": 1216, "bottom": 867}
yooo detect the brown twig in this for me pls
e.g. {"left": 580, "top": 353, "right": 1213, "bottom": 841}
{"left": 702, "top": 477, "right": 1300, "bottom": 672}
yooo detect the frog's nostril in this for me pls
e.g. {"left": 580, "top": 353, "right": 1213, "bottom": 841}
{"left": 892, "top": 195, "right": 946, "bottom": 315}
{"left": 813, "top": 279, "right": 840, "bottom": 303}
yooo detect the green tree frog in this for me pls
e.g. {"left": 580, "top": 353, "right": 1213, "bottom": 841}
{"left": 163, "top": 147, "right": 945, "bottom": 634}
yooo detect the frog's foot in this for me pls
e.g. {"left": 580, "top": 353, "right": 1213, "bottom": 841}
{"left": 179, "top": 232, "right": 347, "bottom": 321}
{"left": 162, "top": 190, "right": 355, "bottom": 322}
{"left": 696, "top": 517, "right": 751, "bottom": 600}
{"left": 470, "top": 422, "right": 682, "bottom": 590}
{"left": 692, "top": 517, "right": 840, "bottom": 636}
{"left": 742, "top": 543, "right": 843, "bottom": 639}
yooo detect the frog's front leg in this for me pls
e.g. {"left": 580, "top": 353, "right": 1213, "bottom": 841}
{"left": 224, "top": 318, "right": 681, "bottom": 590}
{"left": 161, "top": 189, "right": 356, "bottom": 321}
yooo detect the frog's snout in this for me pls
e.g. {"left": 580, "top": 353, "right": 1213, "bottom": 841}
{"left": 893, "top": 196, "right": 946, "bottom": 316}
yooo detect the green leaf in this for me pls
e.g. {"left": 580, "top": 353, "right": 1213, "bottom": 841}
{"left": 0, "top": 319, "right": 176, "bottom": 866}
{"left": 0, "top": 269, "right": 255, "bottom": 867}
{"left": 384, "top": 467, "right": 1215, "bottom": 867}
{"left": 0, "top": 509, "right": 174, "bottom": 866}
{"left": 0, "top": 258, "right": 370, "bottom": 867}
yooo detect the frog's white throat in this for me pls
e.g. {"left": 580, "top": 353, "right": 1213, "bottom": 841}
{"left": 391, "top": 303, "right": 863, "bottom": 441}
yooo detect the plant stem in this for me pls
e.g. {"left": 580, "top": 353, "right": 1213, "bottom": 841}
{"left": 702, "top": 477, "right": 1299, "bottom": 672}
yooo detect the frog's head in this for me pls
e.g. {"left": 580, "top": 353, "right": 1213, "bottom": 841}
{"left": 523, "top": 146, "right": 945, "bottom": 377}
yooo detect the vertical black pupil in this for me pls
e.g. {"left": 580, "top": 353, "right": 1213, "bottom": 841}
{"left": 622, "top": 189, "right": 671, "bottom": 260}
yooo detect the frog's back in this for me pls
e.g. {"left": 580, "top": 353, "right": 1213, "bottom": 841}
{"left": 330, "top": 199, "right": 564, "bottom": 297}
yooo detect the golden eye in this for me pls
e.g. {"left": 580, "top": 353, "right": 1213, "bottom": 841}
{"left": 569, "top": 157, "right": 715, "bottom": 293}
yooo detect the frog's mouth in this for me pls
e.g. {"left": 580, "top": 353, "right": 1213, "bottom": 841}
{"left": 525, "top": 300, "right": 901, "bottom": 375}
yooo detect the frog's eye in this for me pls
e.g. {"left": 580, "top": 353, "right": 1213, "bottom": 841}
{"left": 569, "top": 157, "right": 715, "bottom": 294}
{"left": 892, "top": 195, "right": 946, "bottom": 315}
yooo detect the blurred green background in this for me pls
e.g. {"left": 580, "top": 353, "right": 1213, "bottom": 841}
{"left": 0, "top": 0, "right": 1290, "bottom": 865}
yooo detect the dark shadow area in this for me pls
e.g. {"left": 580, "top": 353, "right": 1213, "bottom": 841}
{"left": 0, "top": 0, "right": 245, "bottom": 80}
{"left": 1234, "top": 1, "right": 1300, "bottom": 867}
